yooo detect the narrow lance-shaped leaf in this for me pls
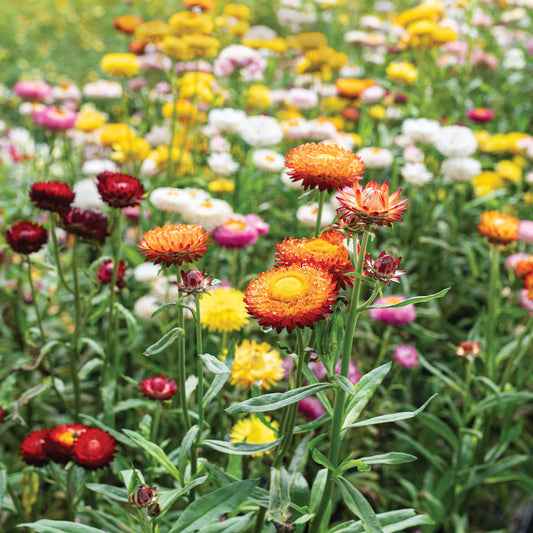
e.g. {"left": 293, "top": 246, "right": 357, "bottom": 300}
{"left": 143, "top": 327, "right": 183, "bottom": 356}
{"left": 202, "top": 439, "right": 282, "bottom": 456}
{"left": 363, "top": 288, "right": 449, "bottom": 311}
{"left": 18, "top": 520, "right": 107, "bottom": 533}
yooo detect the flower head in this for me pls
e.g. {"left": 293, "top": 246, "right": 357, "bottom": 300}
{"left": 97, "top": 259, "right": 127, "bottom": 289}
{"left": 96, "top": 171, "right": 145, "bottom": 208}
{"left": 100, "top": 53, "right": 140, "bottom": 77}
{"left": 369, "top": 295, "right": 416, "bottom": 326}
{"left": 0, "top": 407, "right": 4, "bottom": 424}
{"left": 20, "top": 429, "right": 50, "bottom": 466}
{"left": 275, "top": 230, "right": 353, "bottom": 290}
{"left": 45, "top": 424, "right": 90, "bottom": 463}
{"left": 113, "top": 14, "right": 144, "bottom": 35}
{"left": 61, "top": 208, "right": 110, "bottom": 244}
{"left": 6, "top": 221, "right": 48, "bottom": 254}
{"left": 467, "top": 107, "right": 494, "bottom": 123}
{"left": 29, "top": 181, "right": 75, "bottom": 213}
{"left": 393, "top": 344, "right": 419, "bottom": 368}
{"left": 14, "top": 80, "right": 52, "bottom": 102}
{"left": 229, "top": 340, "right": 284, "bottom": 390}
{"left": 337, "top": 181, "right": 408, "bottom": 231}
{"left": 364, "top": 251, "right": 406, "bottom": 286}
{"left": 176, "top": 269, "right": 215, "bottom": 294}
{"left": 72, "top": 428, "right": 117, "bottom": 470}
{"left": 477, "top": 211, "right": 520, "bottom": 245}
{"left": 139, "top": 374, "right": 178, "bottom": 401}
{"left": 130, "top": 485, "right": 161, "bottom": 516}
{"left": 285, "top": 142, "right": 365, "bottom": 192}
{"left": 455, "top": 341, "right": 482, "bottom": 358}
{"left": 200, "top": 287, "right": 249, "bottom": 333}
{"left": 244, "top": 264, "right": 338, "bottom": 333}
{"left": 298, "top": 397, "right": 326, "bottom": 420}
{"left": 138, "top": 224, "right": 211, "bottom": 267}
{"left": 33, "top": 106, "right": 77, "bottom": 131}
{"left": 230, "top": 415, "right": 278, "bottom": 456}
{"left": 212, "top": 217, "right": 259, "bottom": 249}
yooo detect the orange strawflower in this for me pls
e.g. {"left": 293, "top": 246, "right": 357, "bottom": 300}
{"left": 477, "top": 211, "right": 520, "bottom": 245}
{"left": 244, "top": 264, "right": 338, "bottom": 333}
{"left": 337, "top": 180, "right": 408, "bottom": 230}
{"left": 285, "top": 142, "right": 365, "bottom": 192}
{"left": 113, "top": 15, "right": 144, "bottom": 35}
{"left": 275, "top": 229, "right": 353, "bottom": 290}
{"left": 514, "top": 256, "right": 533, "bottom": 278}
{"left": 138, "top": 224, "right": 211, "bottom": 267}
{"left": 183, "top": 0, "right": 215, "bottom": 10}
{"left": 335, "top": 78, "right": 376, "bottom": 99}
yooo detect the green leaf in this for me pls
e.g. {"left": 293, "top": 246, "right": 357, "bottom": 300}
{"left": 201, "top": 439, "right": 281, "bottom": 455}
{"left": 302, "top": 364, "right": 333, "bottom": 416}
{"left": 208, "top": 467, "right": 269, "bottom": 508}
{"left": 469, "top": 392, "right": 533, "bottom": 418}
{"left": 200, "top": 353, "right": 230, "bottom": 374}
{"left": 168, "top": 479, "right": 258, "bottom": 533}
{"left": 336, "top": 477, "right": 383, "bottom": 533}
{"left": 417, "top": 355, "right": 464, "bottom": 394}
{"left": 151, "top": 302, "right": 175, "bottom": 319}
{"left": 226, "top": 383, "right": 333, "bottom": 415}
{"left": 417, "top": 412, "right": 459, "bottom": 453}
{"left": 309, "top": 434, "right": 336, "bottom": 472}
{"left": 329, "top": 509, "right": 434, "bottom": 533}
{"left": 196, "top": 513, "right": 253, "bottom": 533}
{"left": 343, "top": 364, "right": 391, "bottom": 429}
{"left": 202, "top": 353, "right": 231, "bottom": 408}
{"left": 114, "top": 301, "right": 138, "bottom": 343}
{"left": 79, "top": 337, "right": 105, "bottom": 357}
{"left": 268, "top": 467, "right": 291, "bottom": 525}
{"left": 309, "top": 469, "right": 328, "bottom": 512}
{"left": 86, "top": 483, "right": 128, "bottom": 502}
{"left": 363, "top": 288, "right": 449, "bottom": 310}
{"left": 355, "top": 453, "right": 416, "bottom": 467}
{"left": 122, "top": 429, "right": 181, "bottom": 483}
{"left": 179, "top": 425, "right": 199, "bottom": 482}
{"left": 157, "top": 476, "right": 209, "bottom": 517}
{"left": 343, "top": 394, "right": 437, "bottom": 430}
{"left": 339, "top": 460, "right": 371, "bottom": 474}
{"left": 330, "top": 374, "right": 356, "bottom": 395}
{"left": 18, "top": 520, "right": 106, "bottom": 533}
{"left": 143, "top": 327, "right": 183, "bottom": 356}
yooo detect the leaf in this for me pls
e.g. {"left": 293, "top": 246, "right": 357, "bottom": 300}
{"left": 196, "top": 513, "right": 253, "bottom": 533}
{"left": 469, "top": 392, "right": 533, "bottom": 418}
{"left": 18, "top": 520, "right": 106, "bottom": 533}
{"left": 364, "top": 288, "right": 449, "bottom": 310}
{"left": 179, "top": 426, "right": 199, "bottom": 482}
{"left": 330, "top": 374, "right": 356, "bottom": 395}
{"left": 86, "top": 483, "right": 128, "bottom": 502}
{"left": 343, "top": 364, "right": 391, "bottom": 429}
{"left": 208, "top": 467, "right": 269, "bottom": 508}
{"left": 168, "top": 479, "right": 258, "bottom": 533}
{"left": 143, "top": 327, "right": 183, "bottom": 356}
{"left": 268, "top": 467, "right": 291, "bottom": 525}
{"left": 114, "top": 301, "right": 138, "bottom": 343}
{"left": 202, "top": 353, "right": 231, "bottom": 408}
{"left": 226, "top": 383, "right": 333, "bottom": 415}
{"left": 200, "top": 353, "right": 231, "bottom": 374}
{"left": 353, "top": 453, "right": 417, "bottom": 468}
{"left": 122, "top": 429, "right": 181, "bottom": 483}
{"left": 79, "top": 337, "right": 105, "bottom": 357}
{"left": 309, "top": 434, "right": 336, "bottom": 472}
{"left": 343, "top": 394, "right": 437, "bottom": 430}
{"left": 309, "top": 469, "right": 328, "bottom": 512}
{"left": 201, "top": 439, "right": 281, "bottom": 455}
{"left": 336, "top": 477, "right": 383, "bottom": 533}
{"left": 157, "top": 476, "right": 209, "bottom": 517}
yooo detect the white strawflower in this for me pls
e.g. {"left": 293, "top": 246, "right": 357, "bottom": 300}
{"left": 285, "top": 88, "right": 319, "bottom": 109}
{"left": 296, "top": 202, "right": 335, "bottom": 229}
{"left": 144, "top": 125, "right": 171, "bottom": 147}
{"left": 134, "top": 263, "right": 161, "bottom": 283}
{"left": 252, "top": 149, "right": 286, "bottom": 172}
{"left": 322, "top": 132, "right": 357, "bottom": 151}
{"left": 401, "top": 162, "right": 433, "bottom": 186}
{"left": 150, "top": 187, "right": 210, "bottom": 214}
{"left": 280, "top": 168, "right": 303, "bottom": 190}
{"left": 81, "top": 159, "right": 119, "bottom": 176}
{"left": 357, "top": 147, "right": 394, "bottom": 168}
{"left": 434, "top": 126, "right": 478, "bottom": 157}
{"left": 207, "top": 152, "right": 240, "bottom": 176}
{"left": 238, "top": 115, "right": 283, "bottom": 147}
{"left": 401, "top": 118, "right": 441, "bottom": 144}
{"left": 360, "top": 85, "right": 386, "bottom": 103}
{"left": 307, "top": 119, "right": 338, "bottom": 141}
{"left": 83, "top": 80, "right": 122, "bottom": 99}
{"left": 503, "top": 48, "right": 526, "bottom": 70}
{"left": 151, "top": 275, "right": 180, "bottom": 303}
{"left": 72, "top": 178, "right": 104, "bottom": 209}
{"left": 208, "top": 108, "right": 247, "bottom": 134}
{"left": 181, "top": 198, "right": 234, "bottom": 231}
{"left": 441, "top": 157, "right": 482, "bottom": 182}
{"left": 134, "top": 295, "right": 161, "bottom": 321}
{"left": 140, "top": 158, "right": 159, "bottom": 177}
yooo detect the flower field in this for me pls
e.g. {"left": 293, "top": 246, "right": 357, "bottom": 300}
{"left": 1, "top": 0, "right": 532, "bottom": 532}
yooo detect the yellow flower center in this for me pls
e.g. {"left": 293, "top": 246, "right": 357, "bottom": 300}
{"left": 270, "top": 273, "right": 306, "bottom": 300}
{"left": 201, "top": 201, "right": 213, "bottom": 208}
{"left": 384, "top": 296, "right": 402, "bottom": 305}
{"left": 305, "top": 239, "right": 337, "bottom": 255}
{"left": 315, "top": 153, "right": 335, "bottom": 161}
{"left": 224, "top": 220, "right": 246, "bottom": 231}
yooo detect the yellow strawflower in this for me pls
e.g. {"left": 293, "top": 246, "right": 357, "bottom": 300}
{"left": 386, "top": 61, "right": 418, "bottom": 84}
{"left": 100, "top": 53, "right": 140, "bottom": 77}
{"left": 200, "top": 287, "right": 249, "bottom": 333}
{"left": 230, "top": 415, "right": 279, "bottom": 456}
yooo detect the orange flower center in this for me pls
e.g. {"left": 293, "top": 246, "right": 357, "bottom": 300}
{"left": 201, "top": 201, "right": 213, "bottom": 208}
{"left": 224, "top": 220, "right": 246, "bottom": 231}
{"left": 362, "top": 188, "right": 386, "bottom": 211}
{"left": 270, "top": 273, "right": 306, "bottom": 301}
{"left": 384, "top": 296, "right": 402, "bottom": 305}
{"left": 265, "top": 155, "right": 275, "bottom": 162}
{"left": 315, "top": 153, "right": 336, "bottom": 161}
{"left": 305, "top": 239, "right": 337, "bottom": 255}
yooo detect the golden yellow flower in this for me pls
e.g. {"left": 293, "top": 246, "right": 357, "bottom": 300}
{"left": 76, "top": 110, "right": 106, "bottom": 132}
{"left": 100, "top": 53, "right": 140, "bottom": 77}
{"left": 208, "top": 178, "right": 235, "bottom": 194}
{"left": 242, "top": 37, "right": 287, "bottom": 53}
{"left": 287, "top": 32, "right": 328, "bottom": 51}
{"left": 246, "top": 85, "right": 271, "bottom": 108}
{"left": 386, "top": 61, "right": 418, "bottom": 84}
{"left": 495, "top": 160, "right": 522, "bottom": 183}
{"left": 229, "top": 340, "right": 284, "bottom": 390}
{"left": 111, "top": 137, "right": 150, "bottom": 164}
{"left": 99, "top": 123, "right": 136, "bottom": 148}
{"left": 223, "top": 3, "right": 250, "bottom": 20}
{"left": 335, "top": 78, "right": 376, "bottom": 99}
{"left": 182, "top": 34, "right": 220, "bottom": 59}
{"left": 200, "top": 287, "right": 249, "bottom": 333}
{"left": 168, "top": 11, "right": 213, "bottom": 35}
{"left": 134, "top": 21, "right": 172, "bottom": 43}
{"left": 471, "top": 171, "right": 505, "bottom": 196}
{"left": 369, "top": 105, "right": 386, "bottom": 120}
{"left": 161, "top": 36, "right": 188, "bottom": 60}
{"left": 230, "top": 415, "right": 278, "bottom": 456}
{"left": 162, "top": 99, "right": 201, "bottom": 125}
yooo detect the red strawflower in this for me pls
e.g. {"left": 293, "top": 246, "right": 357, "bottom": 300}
{"left": 0, "top": 407, "right": 4, "bottom": 424}
{"left": 29, "top": 181, "right": 75, "bottom": 213}
{"left": 61, "top": 208, "right": 110, "bottom": 245}
{"left": 363, "top": 251, "right": 406, "bottom": 286}
{"left": 96, "top": 171, "right": 145, "bottom": 208}
{"left": 176, "top": 269, "right": 215, "bottom": 294}
{"left": 20, "top": 429, "right": 50, "bottom": 467}
{"left": 97, "top": 259, "right": 127, "bottom": 289}
{"left": 45, "top": 424, "right": 90, "bottom": 464}
{"left": 6, "top": 221, "right": 48, "bottom": 254}
{"left": 72, "top": 428, "right": 117, "bottom": 470}
{"left": 139, "top": 374, "right": 178, "bottom": 401}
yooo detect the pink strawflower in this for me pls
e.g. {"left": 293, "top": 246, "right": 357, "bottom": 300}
{"left": 369, "top": 295, "right": 416, "bottom": 325}
{"left": 467, "top": 107, "right": 494, "bottom": 123}
{"left": 33, "top": 106, "right": 77, "bottom": 131}
{"left": 14, "top": 80, "right": 53, "bottom": 102}
{"left": 393, "top": 344, "right": 419, "bottom": 368}
{"left": 519, "top": 289, "right": 533, "bottom": 313}
{"left": 298, "top": 397, "right": 326, "bottom": 420}
{"left": 212, "top": 216, "right": 259, "bottom": 249}
{"left": 517, "top": 220, "right": 533, "bottom": 244}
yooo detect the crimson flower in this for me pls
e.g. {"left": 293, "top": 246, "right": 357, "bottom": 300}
{"left": 29, "top": 181, "right": 75, "bottom": 213}
{"left": 6, "top": 221, "right": 48, "bottom": 254}
{"left": 44, "top": 424, "right": 90, "bottom": 464}
{"left": 96, "top": 171, "right": 145, "bottom": 208}
{"left": 363, "top": 251, "right": 406, "bottom": 286}
{"left": 176, "top": 269, "right": 215, "bottom": 294}
{"left": 0, "top": 406, "right": 4, "bottom": 424}
{"left": 61, "top": 208, "right": 110, "bottom": 244}
{"left": 97, "top": 259, "right": 127, "bottom": 289}
{"left": 72, "top": 428, "right": 117, "bottom": 470}
{"left": 20, "top": 429, "right": 50, "bottom": 467}
{"left": 139, "top": 374, "right": 178, "bottom": 401}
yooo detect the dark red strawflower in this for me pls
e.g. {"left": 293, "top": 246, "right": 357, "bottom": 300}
{"left": 72, "top": 428, "right": 117, "bottom": 470}
{"left": 61, "top": 208, "right": 110, "bottom": 245}
{"left": 139, "top": 374, "right": 178, "bottom": 401}
{"left": 0, "top": 406, "right": 4, "bottom": 424}
{"left": 6, "top": 221, "right": 48, "bottom": 254}
{"left": 130, "top": 485, "right": 157, "bottom": 508}
{"left": 44, "top": 424, "right": 90, "bottom": 464}
{"left": 363, "top": 251, "right": 406, "bottom": 286}
{"left": 97, "top": 259, "right": 127, "bottom": 289}
{"left": 176, "top": 269, "right": 215, "bottom": 294}
{"left": 29, "top": 181, "right": 75, "bottom": 213}
{"left": 20, "top": 429, "right": 51, "bottom": 467}
{"left": 96, "top": 171, "right": 145, "bottom": 208}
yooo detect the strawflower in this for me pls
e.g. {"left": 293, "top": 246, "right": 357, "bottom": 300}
{"left": 113, "top": 14, "right": 144, "bottom": 35}
{"left": 244, "top": 264, "right": 338, "bottom": 333}
{"left": 477, "top": 211, "right": 520, "bottom": 245}
{"left": 229, "top": 340, "right": 284, "bottom": 390}
{"left": 467, "top": 107, "right": 494, "bottom": 123}
{"left": 96, "top": 171, "right": 145, "bottom": 208}
{"left": 285, "top": 142, "right": 365, "bottom": 192}
{"left": 97, "top": 260, "right": 127, "bottom": 289}
{"left": 44, "top": 424, "right": 90, "bottom": 464}
{"left": 393, "top": 344, "right": 419, "bottom": 368}
{"left": 72, "top": 428, "right": 117, "bottom": 470}
{"left": 13, "top": 80, "right": 52, "bottom": 102}
{"left": 364, "top": 251, "right": 406, "bottom": 285}
{"left": 61, "top": 208, "right": 110, "bottom": 245}
{"left": 29, "top": 181, "right": 75, "bottom": 213}
{"left": 20, "top": 429, "right": 50, "bottom": 467}
{"left": 230, "top": 415, "right": 278, "bottom": 456}
{"left": 139, "top": 374, "right": 178, "bottom": 401}
{"left": 369, "top": 295, "right": 416, "bottom": 325}
{"left": 200, "top": 286, "right": 249, "bottom": 333}
{"left": 212, "top": 217, "right": 259, "bottom": 249}
{"left": 100, "top": 53, "right": 140, "bottom": 77}
{"left": 138, "top": 224, "right": 211, "bottom": 267}
{"left": 456, "top": 341, "right": 482, "bottom": 358}
{"left": 176, "top": 269, "right": 215, "bottom": 295}
{"left": 6, "top": 221, "right": 48, "bottom": 254}
{"left": 33, "top": 106, "right": 77, "bottom": 131}
{"left": 298, "top": 397, "right": 326, "bottom": 420}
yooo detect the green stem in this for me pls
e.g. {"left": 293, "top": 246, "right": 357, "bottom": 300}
{"left": 71, "top": 236, "right": 82, "bottom": 422}
{"left": 176, "top": 295, "right": 191, "bottom": 431}
{"left": 195, "top": 295, "right": 205, "bottom": 440}
{"left": 486, "top": 244, "right": 501, "bottom": 380}
{"left": 314, "top": 189, "right": 326, "bottom": 238}
{"left": 50, "top": 216, "right": 74, "bottom": 294}
{"left": 310, "top": 231, "right": 371, "bottom": 531}
{"left": 27, "top": 257, "right": 45, "bottom": 341}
